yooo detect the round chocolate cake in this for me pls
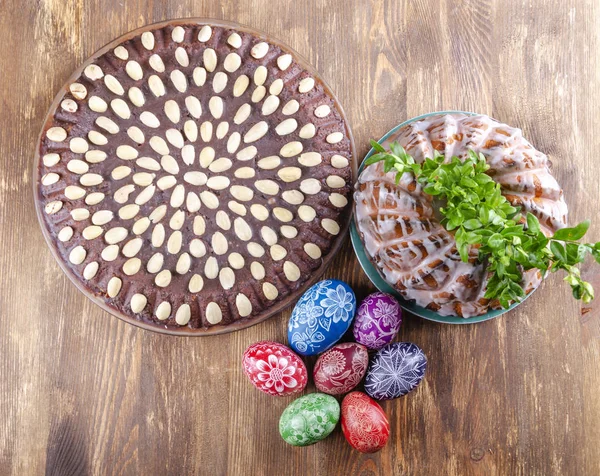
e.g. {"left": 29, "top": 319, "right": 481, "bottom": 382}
{"left": 35, "top": 20, "right": 355, "bottom": 334}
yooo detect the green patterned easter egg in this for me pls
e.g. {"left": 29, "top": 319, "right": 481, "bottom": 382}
{"left": 279, "top": 393, "right": 340, "bottom": 446}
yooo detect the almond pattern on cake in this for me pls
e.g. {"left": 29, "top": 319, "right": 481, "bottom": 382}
{"left": 36, "top": 22, "right": 354, "bottom": 332}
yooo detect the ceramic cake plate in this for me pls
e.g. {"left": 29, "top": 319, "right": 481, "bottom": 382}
{"left": 350, "top": 111, "right": 536, "bottom": 324}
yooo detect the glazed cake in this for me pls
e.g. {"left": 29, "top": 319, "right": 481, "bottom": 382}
{"left": 354, "top": 113, "right": 568, "bottom": 317}
{"left": 36, "top": 21, "right": 354, "bottom": 333}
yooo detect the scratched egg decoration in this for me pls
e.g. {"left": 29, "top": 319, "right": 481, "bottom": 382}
{"left": 341, "top": 391, "right": 390, "bottom": 453}
{"left": 287, "top": 279, "right": 357, "bottom": 356}
{"left": 364, "top": 342, "right": 427, "bottom": 400}
{"left": 242, "top": 341, "right": 308, "bottom": 396}
{"left": 313, "top": 343, "right": 369, "bottom": 395}
{"left": 279, "top": 393, "right": 340, "bottom": 446}
{"left": 353, "top": 292, "right": 402, "bottom": 350}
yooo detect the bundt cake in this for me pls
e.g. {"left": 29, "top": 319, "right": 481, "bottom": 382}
{"left": 35, "top": 20, "right": 354, "bottom": 334}
{"left": 354, "top": 113, "right": 568, "bottom": 317}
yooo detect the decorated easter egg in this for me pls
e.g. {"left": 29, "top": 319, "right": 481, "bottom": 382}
{"left": 242, "top": 341, "right": 308, "bottom": 397}
{"left": 288, "top": 280, "right": 357, "bottom": 356}
{"left": 341, "top": 392, "right": 390, "bottom": 453}
{"left": 353, "top": 292, "right": 402, "bottom": 350}
{"left": 279, "top": 393, "right": 340, "bottom": 446}
{"left": 364, "top": 342, "right": 427, "bottom": 400}
{"left": 313, "top": 343, "right": 369, "bottom": 395}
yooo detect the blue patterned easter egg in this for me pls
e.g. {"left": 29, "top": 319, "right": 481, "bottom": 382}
{"left": 364, "top": 342, "right": 427, "bottom": 400}
{"left": 288, "top": 280, "right": 357, "bottom": 356}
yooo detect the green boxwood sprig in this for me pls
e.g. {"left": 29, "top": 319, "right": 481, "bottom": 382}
{"left": 365, "top": 140, "right": 600, "bottom": 308}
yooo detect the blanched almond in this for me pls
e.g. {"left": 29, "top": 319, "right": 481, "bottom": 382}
{"left": 298, "top": 152, "right": 322, "bottom": 167}
{"left": 156, "top": 302, "right": 171, "bottom": 320}
{"left": 322, "top": 218, "right": 340, "bottom": 235}
{"left": 205, "top": 302, "right": 222, "bottom": 324}
{"left": 283, "top": 261, "right": 301, "bottom": 281}
{"left": 263, "top": 282, "right": 278, "bottom": 300}
{"left": 130, "top": 293, "right": 147, "bottom": 313}
{"left": 280, "top": 141, "right": 303, "bottom": 157}
{"left": 277, "top": 167, "right": 302, "bottom": 182}
{"left": 236, "top": 294, "right": 252, "bottom": 317}
{"left": 254, "top": 180, "right": 279, "bottom": 195}
{"left": 175, "top": 304, "right": 191, "bottom": 325}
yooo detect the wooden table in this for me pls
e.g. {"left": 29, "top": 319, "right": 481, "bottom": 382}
{"left": 2, "top": 0, "right": 600, "bottom": 474}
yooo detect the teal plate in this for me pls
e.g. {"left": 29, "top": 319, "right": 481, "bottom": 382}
{"left": 350, "top": 111, "right": 536, "bottom": 324}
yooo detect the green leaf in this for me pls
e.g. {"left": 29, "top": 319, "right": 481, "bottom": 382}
{"left": 525, "top": 252, "right": 547, "bottom": 271}
{"left": 501, "top": 203, "right": 518, "bottom": 217}
{"left": 458, "top": 242, "right": 470, "bottom": 262}
{"left": 423, "top": 184, "right": 441, "bottom": 196}
{"left": 552, "top": 220, "right": 590, "bottom": 242}
{"left": 550, "top": 241, "right": 567, "bottom": 263}
{"left": 592, "top": 247, "right": 600, "bottom": 264}
{"left": 509, "top": 280, "right": 526, "bottom": 298}
{"left": 564, "top": 273, "right": 579, "bottom": 287}
{"left": 383, "top": 156, "right": 396, "bottom": 173}
{"left": 393, "top": 162, "right": 407, "bottom": 174}
{"left": 475, "top": 174, "right": 493, "bottom": 185}
{"left": 485, "top": 276, "right": 505, "bottom": 298}
{"left": 512, "top": 246, "right": 529, "bottom": 265}
{"left": 479, "top": 207, "right": 491, "bottom": 224}
{"left": 582, "top": 282, "right": 595, "bottom": 303}
{"left": 490, "top": 212, "right": 505, "bottom": 226}
{"left": 474, "top": 228, "right": 494, "bottom": 238}
{"left": 447, "top": 218, "right": 463, "bottom": 230}
{"left": 455, "top": 226, "right": 465, "bottom": 243}
{"left": 460, "top": 177, "right": 478, "bottom": 188}
{"left": 363, "top": 152, "right": 387, "bottom": 166}
{"left": 526, "top": 213, "right": 540, "bottom": 235}
{"left": 498, "top": 290, "right": 511, "bottom": 309}
{"left": 463, "top": 219, "right": 482, "bottom": 230}
{"left": 488, "top": 233, "right": 504, "bottom": 250}
{"left": 467, "top": 150, "right": 478, "bottom": 162}
{"left": 566, "top": 243, "right": 589, "bottom": 265}
{"left": 501, "top": 225, "right": 524, "bottom": 237}
{"left": 465, "top": 232, "right": 482, "bottom": 244}
{"left": 370, "top": 139, "right": 386, "bottom": 153}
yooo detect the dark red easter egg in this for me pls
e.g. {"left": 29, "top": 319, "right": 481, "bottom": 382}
{"left": 242, "top": 341, "right": 308, "bottom": 396}
{"left": 341, "top": 391, "right": 390, "bottom": 453}
{"left": 313, "top": 342, "right": 368, "bottom": 395}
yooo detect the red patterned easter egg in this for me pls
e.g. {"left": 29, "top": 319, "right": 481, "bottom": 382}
{"left": 341, "top": 391, "right": 390, "bottom": 453}
{"left": 243, "top": 341, "right": 308, "bottom": 396}
{"left": 313, "top": 343, "right": 368, "bottom": 395}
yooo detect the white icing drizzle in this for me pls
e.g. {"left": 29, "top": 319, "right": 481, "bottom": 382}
{"left": 354, "top": 113, "right": 568, "bottom": 317}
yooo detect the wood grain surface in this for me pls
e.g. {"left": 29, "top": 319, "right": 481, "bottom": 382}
{"left": 1, "top": 0, "right": 600, "bottom": 474}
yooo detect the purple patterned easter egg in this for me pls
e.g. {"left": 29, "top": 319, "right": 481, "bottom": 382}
{"left": 353, "top": 292, "right": 402, "bottom": 350}
{"left": 364, "top": 342, "right": 427, "bottom": 400}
